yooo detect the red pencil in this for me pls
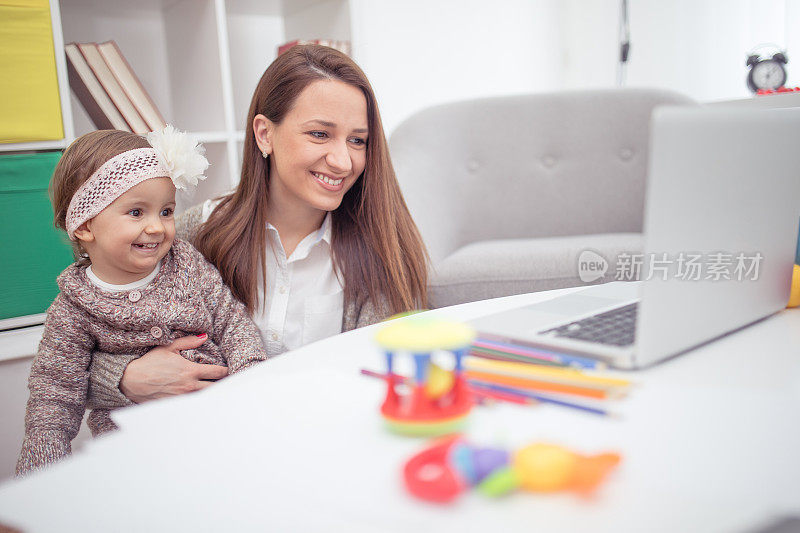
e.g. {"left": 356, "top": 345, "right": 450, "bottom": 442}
{"left": 469, "top": 385, "right": 532, "bottom": 405}
{"left": 359, "top": 368, "right": 533, "bottom": 406}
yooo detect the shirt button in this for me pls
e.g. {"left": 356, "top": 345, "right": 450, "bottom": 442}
{"left": 150, "top": 326, "right": 163, "bottom": 339}
{"left": 271, "top": 333, "right": 278, "bottom": 341}
{"left": 128, "top": 290, "right": 142, "bottom": 302}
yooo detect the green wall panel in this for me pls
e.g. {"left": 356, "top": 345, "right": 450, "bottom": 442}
{"left": 0, "top": 151, "right": 73, "bottom": 320}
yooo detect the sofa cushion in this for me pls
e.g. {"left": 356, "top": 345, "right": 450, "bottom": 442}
{"left": 429, "top": 233, "right": 643, "bottom": 308}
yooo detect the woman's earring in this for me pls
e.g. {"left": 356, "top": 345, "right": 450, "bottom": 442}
{"left": 261, "top": 151, "right": 268, "bottom": 159}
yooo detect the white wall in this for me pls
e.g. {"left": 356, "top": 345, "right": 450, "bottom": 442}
{"left": 350, "top": 0, "right": 799, "bottom": 137}
{"left": 283, "top": 0, "right": 351, "bottom": 42}
{"left": 226, "top": 12, "right": 285, "bottom": 126}
{"left": 561, "top": 0, "right": 798, "bottom": 103}
{"left": 350, "top": 0, "right": 562, "bottom": 137}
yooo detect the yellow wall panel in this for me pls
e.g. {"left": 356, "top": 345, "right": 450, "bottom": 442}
{"left": 0, "top": 0, "right": 64, "bottom": 143}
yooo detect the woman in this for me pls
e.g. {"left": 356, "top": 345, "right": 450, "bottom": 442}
{"left": 88, "top": 45, "right": 428, "bottom": 406}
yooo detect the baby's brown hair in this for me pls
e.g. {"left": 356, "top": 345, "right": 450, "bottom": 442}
{"left": 51, "top": 130, "right": 151, "bottom": 260}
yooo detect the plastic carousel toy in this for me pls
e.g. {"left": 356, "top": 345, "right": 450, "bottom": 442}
{"left": 374, "top": 314, "right": 476, "bottom": 436}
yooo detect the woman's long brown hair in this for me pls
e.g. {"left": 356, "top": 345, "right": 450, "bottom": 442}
{"left": 194, "top": 45, "right": 428, "bottom": 315}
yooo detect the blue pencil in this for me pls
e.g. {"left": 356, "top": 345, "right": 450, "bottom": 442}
{"left": 359, "top": 368, "right": 614, "bottom": 416}
{"left": 468, "top": 380, "right": 612, "bottom": 417}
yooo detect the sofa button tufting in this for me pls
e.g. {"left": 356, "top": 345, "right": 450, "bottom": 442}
{"left": 541, "top": 155, "right": 556, "bottom": 168}
{"left": 620, "top": 148, "right": 634, "bottom": 161}
{"left": 466, "top": 159, "right": 480, "bottom": 172}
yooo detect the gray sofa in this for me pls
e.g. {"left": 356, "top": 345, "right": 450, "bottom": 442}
{"left": 390, "top": 88, "right": 696, "bottom": 308}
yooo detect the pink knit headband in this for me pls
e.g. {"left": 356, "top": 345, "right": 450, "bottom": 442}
{"left": 65, "top": 148, "right": 169, "bottom": 240}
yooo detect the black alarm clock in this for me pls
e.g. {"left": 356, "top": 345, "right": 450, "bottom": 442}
{"left": 746, "top": 46, "right": 788, "bottom": 92}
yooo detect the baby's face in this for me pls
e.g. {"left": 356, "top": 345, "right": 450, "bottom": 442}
{"left": 81, "top": 177, "right": 176, "bottom": 284}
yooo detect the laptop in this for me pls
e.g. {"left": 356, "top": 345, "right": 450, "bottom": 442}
{"left": 471, "top": 106, "right": 800, "bottom": 369}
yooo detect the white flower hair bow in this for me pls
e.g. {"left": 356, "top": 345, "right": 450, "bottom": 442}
{"left": 146, "top": 124, "right": 209, "bottom": 190}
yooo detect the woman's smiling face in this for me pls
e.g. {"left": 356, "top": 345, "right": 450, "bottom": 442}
{"left": 259, "top": 79, "right": 368, "bottom": 218}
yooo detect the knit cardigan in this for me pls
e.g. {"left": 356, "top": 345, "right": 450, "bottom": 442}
{"left": 84, "top": 205, "right": 392, "bottom": 409}
{"left": 16, "top": 239, "right": 269, "bottom": 476}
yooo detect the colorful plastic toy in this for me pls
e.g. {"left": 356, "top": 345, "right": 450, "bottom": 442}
{"left": 403, "top": 435, "right": 621, "bottom": 503}
{"left": 374, "top": 315, "right": 475, "bottom": 436}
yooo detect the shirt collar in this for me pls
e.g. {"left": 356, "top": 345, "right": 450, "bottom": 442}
{"left": 319, "top": 212, "right": 333, "bottom": 246}
{"left": 266, "top": 212, "right": 333, "bottom": 262}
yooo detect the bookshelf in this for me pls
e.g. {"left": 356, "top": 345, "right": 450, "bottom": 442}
{"left": 0, "top": 0, "right": 352, "bottom": 339}
{"left": 0, "top": 0, "right": 352, "bottom": 206}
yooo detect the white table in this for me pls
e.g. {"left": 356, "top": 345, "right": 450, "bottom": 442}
{"left": 1, "top": 287, "right": 798, "bottom": 533}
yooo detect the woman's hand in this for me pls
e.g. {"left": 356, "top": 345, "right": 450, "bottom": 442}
{"left": 119, "top": 334, "right": 228, "bottom": 404}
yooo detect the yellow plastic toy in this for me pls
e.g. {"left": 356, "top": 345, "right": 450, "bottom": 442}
{"left": 788, "top": 264, "right": 800, "bottom": 308}
{"left": 374, "top": 315, "right": 476, "bottom": 436}
{"left": 511, "top": 443, "right": 621, "bottom": 494}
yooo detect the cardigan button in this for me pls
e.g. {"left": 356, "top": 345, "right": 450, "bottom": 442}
{"left": 128, "top": 290, "right": 142, "bottom": 302}
{"left": 150, "top": 326, "right": 163, "bottom": 339}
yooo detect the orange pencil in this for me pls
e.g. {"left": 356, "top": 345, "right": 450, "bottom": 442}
{"left": 464, "top": 370, "right": 623, "bottom": 400}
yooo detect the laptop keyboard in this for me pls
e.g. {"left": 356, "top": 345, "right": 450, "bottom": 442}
{"left": 539, "top": 302, "right": 638, "bottom": 347}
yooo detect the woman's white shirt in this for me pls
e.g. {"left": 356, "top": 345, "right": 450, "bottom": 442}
{"left": 199, "top": 199, "right": 344, "bottom": 356}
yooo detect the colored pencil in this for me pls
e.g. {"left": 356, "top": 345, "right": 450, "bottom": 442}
{"left": 360, "top": 368, "right": 618, "bottom": 415}
{"left": 359, "top": 368, "right": 531, "bottom": 406}
{"left": 468, "top": 380, "right": 613, "bottom": 417}
{"left": 469, "top": 386, "right": 532, "bottom": 405}
{"left": 361, "top": 368, "right": 405, "bottom": 382}
{"left": 466, "top": 356, "right": 631, "bottom": 388}
{"left": 465, "top": 370, "right": 613, "bottom": 400}
{"left": 471, "top": 337, "right": 606, "bottom": 369}
{"left": 469, "top": 346, "right": 566, "bottom": 367}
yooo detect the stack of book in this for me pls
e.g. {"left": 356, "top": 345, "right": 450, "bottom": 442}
{"left": 65, "top": 41, "right": 165, "bottom": 133}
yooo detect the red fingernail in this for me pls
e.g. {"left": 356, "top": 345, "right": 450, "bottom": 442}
{"left": 196, "top": 333, "right": 207, "bottom": 338}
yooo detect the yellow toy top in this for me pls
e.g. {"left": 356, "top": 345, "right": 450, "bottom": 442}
{"left": 375, "top": 315, "right": 475, "bottom": 352}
